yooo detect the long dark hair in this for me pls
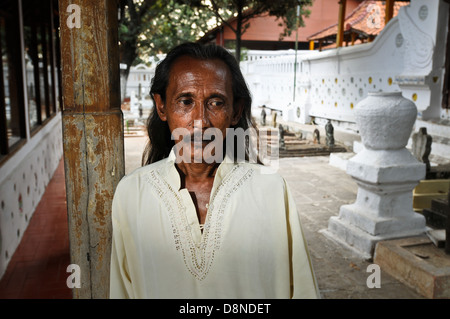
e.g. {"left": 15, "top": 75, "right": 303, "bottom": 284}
{"left": 142, "top": 42, "right": 259, "bottom": 166}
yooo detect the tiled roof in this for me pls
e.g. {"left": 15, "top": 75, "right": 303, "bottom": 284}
{"left": 308, "top": 0, "right": 409, "bottom": 43}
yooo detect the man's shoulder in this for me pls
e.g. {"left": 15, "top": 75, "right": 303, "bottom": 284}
{"left": 236, "top": 162, "right": 286, "bottom": 186}
{"left": 117, "top": 157, "right": 169, "bottom": 187}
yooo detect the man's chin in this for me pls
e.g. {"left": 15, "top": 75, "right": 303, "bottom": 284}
{"left": 175, "top": 151, "right": 222, "bottom": 164}
{"left": 173, "top": 138, "right": 225, "bottom": 164}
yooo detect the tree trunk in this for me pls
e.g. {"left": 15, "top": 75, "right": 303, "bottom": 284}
{"left": 119, "top": 38, "right": 137, "bottom": 102}
{"left": 235, "top": 1, "right": 244, "bottom": 64}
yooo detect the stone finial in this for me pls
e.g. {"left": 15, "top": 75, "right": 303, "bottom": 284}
{"left": 325, "top": 91, "right": 426, "bottom": 259}
{"left": 355, "top": 92, "right": 417, "bottom": 150}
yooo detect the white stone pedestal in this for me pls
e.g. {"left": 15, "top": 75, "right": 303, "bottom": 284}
{"left": 325, "top": 92, "right": 427, "bottom": 259}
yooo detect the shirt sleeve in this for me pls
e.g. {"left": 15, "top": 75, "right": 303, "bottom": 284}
{"left": 283, "top": 178, "right": 321, "bottom": 299}
{"left": 109, "top": 185, "right": 134, "bottom": 299}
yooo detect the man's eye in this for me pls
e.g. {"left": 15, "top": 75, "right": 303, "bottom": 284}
{"left": 208, "top": 99, "right": 224, "bottom": 108}
{"left": 178, "top": 99, "right": 193, "bottom": 107}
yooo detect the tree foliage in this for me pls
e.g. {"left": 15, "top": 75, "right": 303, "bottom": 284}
{"left": 119, "top": 0, "right": 213, "bottom": 65}
{"left": 143, "top": 1, "right": 215, "bottom": 58}
{"left": 118, "top": 0, "right": 215, "bottom": 100}
{"left": 117, "top": 0, "right": 314, "bottom": 100}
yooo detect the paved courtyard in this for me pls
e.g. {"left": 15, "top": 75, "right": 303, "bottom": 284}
{"left": 124, "top": 132, "right": 425, "bottom": 299}
{"left": 277, "top": 156, "right": 424, "bottom": 299}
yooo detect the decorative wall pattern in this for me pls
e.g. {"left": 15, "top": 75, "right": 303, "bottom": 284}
{"left": 0, "top": 116, "right": 63, "bottom": 279}
{"left": 241, "top": 0, "right": 447, "bottom": 125}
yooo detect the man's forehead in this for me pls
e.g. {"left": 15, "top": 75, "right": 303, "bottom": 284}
{"left": 167, "top": 56, "right": 233, "bottom": 89}
{"left": 170, "top": 56, "right": 230, "bottom": 76}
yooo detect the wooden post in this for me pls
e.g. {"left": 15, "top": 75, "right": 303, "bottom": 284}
{"left": 336, "top": 0, "right": 346, "bottom": 48}
{"left": 446, "top": 190, "right": 450, "bottom": 254}
{"left": 351, "top": 32, "right": 356, "bottom": 46}
{"left": 59, "top": 0, "right": 124, "bottom": 298}
{"left": 385, "top": 0, "right": 395, "bottom": 25}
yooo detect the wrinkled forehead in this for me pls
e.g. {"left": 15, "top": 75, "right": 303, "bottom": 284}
{"left": 167, "top": 55, "right": 233, "bottom": 87}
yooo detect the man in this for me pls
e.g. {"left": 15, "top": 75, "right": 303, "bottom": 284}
{"left": 110, "top": 42, "right": 319, "bottom": 299}
{"left": 260, "top": 105, "right": 266, "bottom": 126}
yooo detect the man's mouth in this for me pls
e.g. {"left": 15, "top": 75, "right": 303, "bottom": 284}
{"left": 188, "top": 132, "right": 217, "bottom": 143}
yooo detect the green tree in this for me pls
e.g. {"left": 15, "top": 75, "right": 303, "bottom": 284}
{"left": 118, "top": 0, "right": 154, "bottom": 100}
{"left": 184, "top": 0, "right": 313, "bottom": 63}
{"left": 118, "top": 0, "right": 214, "bottom": 101}
{"left": 140, "top": 1, "right": 215, "bottom": 62}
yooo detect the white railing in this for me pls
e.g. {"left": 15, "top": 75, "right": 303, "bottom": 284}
{"left": 243, "top": 49, "right": 296, "bottom": 61}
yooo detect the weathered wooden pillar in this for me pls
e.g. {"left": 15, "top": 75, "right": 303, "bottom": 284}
{"left": 336, "top": 0, "right": 346, "bottom": 48}
{"left": 59, "top": 0, "right": 124, "bottom": 298}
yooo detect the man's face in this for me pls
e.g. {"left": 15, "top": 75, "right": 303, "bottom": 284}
{"left": 154, "top": 55, "right": 242, "bottom": 163}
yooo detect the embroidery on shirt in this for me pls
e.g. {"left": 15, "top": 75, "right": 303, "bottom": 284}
{"left": 146, "top": 164, "right": 254, "bottom": 281}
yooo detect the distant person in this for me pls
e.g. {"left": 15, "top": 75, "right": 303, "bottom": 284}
{"left": 260, "top": 105, "right": 267, "bottom": 126}
{"left": 109, "top": 42, "right": 319, "bottom": 299}
{"left": 138, "top": 103, "right": 143, "bottom": 118}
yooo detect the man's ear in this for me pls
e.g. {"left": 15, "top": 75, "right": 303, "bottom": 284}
{"left": 232, "top": 99, "right": 244, "bottom": 126}
{"left": 153, "top": 94, "right": 167, "bottom": 121}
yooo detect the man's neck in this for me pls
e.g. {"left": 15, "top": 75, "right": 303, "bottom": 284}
{"left": 175, "top": 162, "right": 220, "bottom": 183}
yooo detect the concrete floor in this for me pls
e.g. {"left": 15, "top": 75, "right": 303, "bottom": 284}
{"left": 278, "top": 156, "right": 424, "bottom": 299}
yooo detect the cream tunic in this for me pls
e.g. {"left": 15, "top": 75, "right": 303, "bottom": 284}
{"left": 110, "top": 150, "right": 319, "bottom": 299}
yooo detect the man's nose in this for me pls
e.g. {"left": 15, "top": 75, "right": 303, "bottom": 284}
{"left": 192, "top": 103, "right": 210, "bottom": 128}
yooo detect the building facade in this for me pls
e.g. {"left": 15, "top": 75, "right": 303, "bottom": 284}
{"left": 198, "top": 0, "right": 363, "bottom": 50}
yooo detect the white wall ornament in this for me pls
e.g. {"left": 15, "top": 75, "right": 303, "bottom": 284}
{"left": 418, "top": 5, "right": 428, "bottom": 21}
{"left": 397, "top": 5, "right": 434, "bottom": 74}
{"left": 367, "top": 3, "right": 382, "bottom": 29}
{"left": 324, "top": 92, "right": 427, "bottom": 259}
{"left": 393, "top": 0, "right": 444, "bottom": 120}
{"left": 395, "top": 33, "right": 404, "bottom": 48}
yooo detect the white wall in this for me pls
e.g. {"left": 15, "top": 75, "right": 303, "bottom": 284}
{"left": 0, "top": 114, "right": 63, "bottom": 279}
{"left": 241, "top": 0, "right": 449, "bottom": 127}
{"left": 125, "top": 63, "right": 155, "bottom": 100}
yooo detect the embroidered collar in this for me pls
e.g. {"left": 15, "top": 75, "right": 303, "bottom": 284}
{"left": 145, "top": 148, "right": 254, "bottom": 281}
{"left": 162, "top": 147, "right": 236, "bottom": 193}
